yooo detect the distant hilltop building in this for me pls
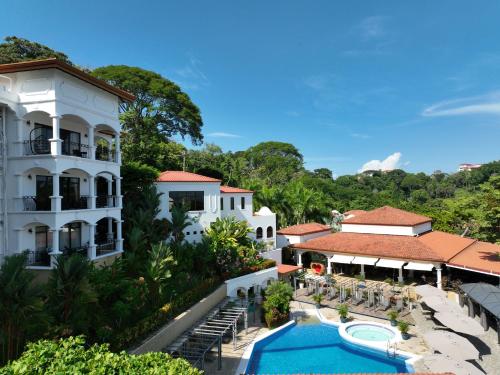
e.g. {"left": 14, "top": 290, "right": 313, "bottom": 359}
{"left": 458, "top": 163, "right": 482, "bottom": 172}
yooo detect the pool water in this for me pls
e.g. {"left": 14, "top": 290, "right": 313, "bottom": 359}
{"left": 346, "top": 324, "right": 396, "bottom": 342}
{"left": 248, "top": 323, "right": 408, "bottom": 374}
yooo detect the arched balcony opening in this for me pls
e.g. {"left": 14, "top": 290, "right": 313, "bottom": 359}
{"left": 20, "top": 167, "right": 52, "bottom": 212}
{"left": 59, "top": 168, "right": 92, "bottom": 210}
{"left": 58, "top": 219, "right": 91, "bottom": 257}
{"left": 95, "top": 172, "right": 119, "bottom": 208}
{"left": 21, "top": 222, "right": 52, "bottom": 267}
{"left": 94, "top": 217, "right": 121, "bottom": 257}
{"left": 22, "top": 111, "right": 52, "bottom": 156}
{"left": 94, "top": 124, "right": 119, "bottom": 162}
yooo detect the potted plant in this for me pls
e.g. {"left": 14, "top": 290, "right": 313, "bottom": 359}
{"left": 312, "top": 294, "right": 324, "bottom": 308}
{"left": 387, "top": 310, "right": 399, "bottom": 326}
{"left": 338, "top": 303, "right": 349, "bottom": 323}
{"left": 297, "top": 270, "right": 305, "bottom": 289}
{"left": 398, "top": 321, "right": 410, "bottom": 340}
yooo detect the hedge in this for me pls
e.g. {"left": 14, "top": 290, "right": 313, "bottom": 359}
{"left": 111, "top": 277, "right": 221, "bottom": 350}
{"left": 0, "top": 336, "right": 201, "bottom": 375}
{"left": 230, "top": 259, "right": 276, "bottom": 279}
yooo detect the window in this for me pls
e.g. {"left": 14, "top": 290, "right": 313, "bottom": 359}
{"left": 220, "top": 197, "right": 224, "bottom": 210}
{"left": 193, "top": 231, "right": 197, "bottom": 235}
{"left": 230, "top": 197, "right": 235, "bottom": 210}
{"left": 36, "top": 175, "right": 53, "bottom": 211}
{"left": 256, "top": 227, "right": 263, "bottom": 239}
{"left": 35, "top": 226, "right": 52, "bottom": 250}
{"left": 169, "top": 191, "right": 204, "bottom": 211}
{"left": 60, "top": 177, "right": 81, "bottom": 210}
{"left": 60, "top": 222, "right": 81, "bottom": 251}
{"left": 241, "top": 197, "right": 245, "bottom": 209}
{"left": 267, "top": 226, "right": 273, "bottom": 238}
{"left": 186, "top": 231, "right": 190, "bottom": 235}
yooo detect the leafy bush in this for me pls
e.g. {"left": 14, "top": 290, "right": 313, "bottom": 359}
{"left": 0, "top": 336, "right": 202, "bottom": 375}
{"left": 338, "top": 303, "right": 349, "bottom": 319}
{"left": 387, "top": 309, "right": 399, "bottom": 322}
{"left": 262, "top": 281, "right": 293, "bottom": 328}
{"left": 398, "top": 320, "right": 410, "bottom": 334}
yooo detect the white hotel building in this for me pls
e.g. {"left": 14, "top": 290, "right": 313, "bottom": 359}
{"left": 155, "top": 171, "right": 277, "bottom": 248}
{"left": 0, "top": 59, "right": 134, "bottom": 268}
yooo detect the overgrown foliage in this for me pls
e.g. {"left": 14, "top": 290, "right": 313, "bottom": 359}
{"left": 0, "top": 336, "right": 202, "bottom": 375}
{"left": 263, "top": 281, "right": 293, "bottom": 328}
{"left": 0, "top": 36, "right": 72, "bottom": 65}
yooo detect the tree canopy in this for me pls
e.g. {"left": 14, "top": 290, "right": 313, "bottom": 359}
{"left": 0, "top": 36, "right": 72, "bottom": 65}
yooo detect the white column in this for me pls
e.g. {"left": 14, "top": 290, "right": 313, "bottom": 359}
{"left": 107, "top": 178, "right": 113, "bottom": 207}
{"left": 398, "top": 267, "right": 404, "bottom": 283}
{"left": 116, "top": 220, "right": 123, "bottom": 251}
{"left": 50, "top": 173, "right": 61, "bottom": 212}
{"left": 50, "top": 228, "right": 61, "bottom": 254}
{"left": 360, "top": 264, "right": 366, "bottom": 278}
{"left": 15, "top": 173, "right": 23, "bottom": 211}
{"left": 326, "top": 257, "right": 332, "bottom": 274}
{"left": 16, "top": 118, "right": 25, "bottom": 156}
{"left": 88, "top": 224, "right": 96, "bottom": 259}
{"left": 107, "top": 218, "right": 113, "bottom": 240}
{"left": 88, "top": 176, "right": 96, "bottom": 209}
{"left": 116, "top": 177, "right": 122, "bottom": 208}
{"left": 296, "top": 251, "right": 303, "bottom": 266}
{"left": 88, "top": 126, "right": 95, "bottom": 160}
{"left": 49, "top": 115, "right": 62, "bottom": 156}
{"left": 115, "top": 133, "right": 121, "bottom": 164}
{"left": 436, "top": 267, "right": 442, "bottom": 290}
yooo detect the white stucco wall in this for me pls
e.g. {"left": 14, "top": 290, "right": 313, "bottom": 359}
{"left": 276, "top": 230, "right": 331, "bottom": 248}
{"left": 262, "top": 248, "right": 282, "bottom": 264}
{"left": 341, "top": 222, "right": 431, "bottom": 236}
{"left": 225, "top": 267, "right": 279, "bottom": 298}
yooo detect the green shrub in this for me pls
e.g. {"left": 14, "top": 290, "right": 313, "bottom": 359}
{"left": 398, "top": 320, "right": 410, "bottom": 334}
{"left": 387, "top": 309, "right": 399, "bottom": 322}
{"left": 338, "top": 303, "right": 349, "bottom": 319}
{"left": 262, "top": 281, "right": 293, "bottom": 328}
{"left": 0, "top": 336, "right": 201, "bottom": 375}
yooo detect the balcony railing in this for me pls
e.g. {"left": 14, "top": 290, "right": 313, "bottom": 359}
{"left": 95, "top": 146, "right": 117, "bottom": 162}
{"left": 23, "top": 139, "right": 90, "bottom": 158}
{"left": 62, "top": 245, "right": 88, "bottom": 257}
{"left": 23, "top": 196, "right": 51, "bottom": 211}
{"left": 96, "top": 195, "right": 118, "bottom": 208}
{"left": 62, "top": 196, "right": 89, "bottom": 210}
{"left": 26, "top": 248, "right": 51, "bottom": 267}
{"left": 96, "top": 240, "right": 116, "bottom": 257}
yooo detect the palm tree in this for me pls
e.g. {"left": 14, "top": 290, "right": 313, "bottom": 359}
{"left": 0, "top": 253, "right": 47, "bottom": 364}
{"left": 145, "top": 242, "right": 176, "bottom": 307}
{"left": 168, "top": 205, "right": 193, "bottom": 245}
{"left": 284, "top": 181, "right": 322, "bottom": 224}
{"left": 47, "top": 254, "right": 97, "bottom": 335}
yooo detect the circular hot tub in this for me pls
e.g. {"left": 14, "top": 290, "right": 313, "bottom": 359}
{"left": 345, "top": 324, "right": 396, "bottom": 342}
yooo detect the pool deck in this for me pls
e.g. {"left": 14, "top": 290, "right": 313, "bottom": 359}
{"left": 203, "top": 300, "right": 499, "bottom": 375}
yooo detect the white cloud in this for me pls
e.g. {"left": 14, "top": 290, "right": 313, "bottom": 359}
{"left": 422, "top": 91, "right": 500, "bottom": 117}
{"left": 350, "top": 133, "right": 371, "bottom": 139}
{"left": 357, "top": 16, "right": 387, "bottom": 40}
{"left": 206, "top": 132, "right": 242, "bottom": 138}
{"left": 303, "top": 74, "right": 335, "bottom": 91}
{"left": 358, "top": 152, "right": 402, "bottom": 173}
{"left": 173, "top": 56, "right": 209, "bottom": 90}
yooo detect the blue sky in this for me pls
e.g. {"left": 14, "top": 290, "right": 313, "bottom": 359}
{"left": 2, "top": 1, "right": 500, "bottom": 176}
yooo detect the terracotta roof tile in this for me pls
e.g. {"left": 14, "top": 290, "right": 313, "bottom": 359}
{"left": 342, "top": 206, "right": 431, "bottom": 226}
{"left": 344, "top": 209, "right": 367, "bottom": 216}
{"left": 277, "top": 264, "right": 302, "bottom": 274}
{"left": 448, "top": 241, "right": 500, "bottom": 275}
{"left": 292, "top": 232, "right": 444, "bottom": 262}
{"left": 418, "top": 231, "right": 476, "bottom": 262}
{"left": 277, "top": 223, "right": 331, "bottom": 236}
{"left": 157, "top": 171, "right": 221, "bottom": 183}
{"left": 220, "top": 185, "right": 253, "bottom": 194}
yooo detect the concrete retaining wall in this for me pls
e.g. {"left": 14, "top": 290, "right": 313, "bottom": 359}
{"left": 129, "top": 283, "right": 227, "bottom": 354}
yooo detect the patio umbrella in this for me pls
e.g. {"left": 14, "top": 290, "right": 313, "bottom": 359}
{"left": 423, "top": 354, "right": 484, "bottom": 375}
{"left": 421, "top": 295, "right": 462, "bottom": 313}
{"left": 423, "top": 331, "right": 479, "bottom": 360}
{"left": 434, "top": 312, "right": 485, "bottom": 336}
{"left": 415, "top": 284, "right": 447, "bottom": 299}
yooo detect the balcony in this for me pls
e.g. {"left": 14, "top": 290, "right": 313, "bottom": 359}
{"left": 96, "top": 240, "right": 117, "bottom": 257}
{"left": 23, "top": 196, "right": 51, "bottom": 211}
{"left": 24, "top": 139, "right": 90, "bottom": 158}
{"left": 61, "top": 245, "right": 88, "bottom": 257}
{"left": 96, "top": 195, "right": 118, "bottom": 208}
{"left": 96, "top": 145, "right": 117, "bottom": 162}
{"left": 26, "top": 248, "right": 51, "bottom": 267}
{"left": 62, "top": 196, "right": 90, "bottom": 210}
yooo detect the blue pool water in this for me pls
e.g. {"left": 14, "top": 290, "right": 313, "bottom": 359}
{"left": 248, "top": 323, "right": 409, "bottom": 374}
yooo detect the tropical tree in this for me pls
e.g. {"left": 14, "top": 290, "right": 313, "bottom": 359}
{"left": 46, "top": 255, "right": 97, "bottom": 336}
{"left": 0, "top": 36, "right": 73, "bottom": 64}
{"left": 284, "top": 181, "right": 323, "bottom": 225}
{"left": 0, "top": 254, "right": 47, "bottom": 364}
{"left": 144, "top": 242, "right": 176, "bottom": 307}
{"left": 168, "top": 205, "right": 193, "bottom": 246}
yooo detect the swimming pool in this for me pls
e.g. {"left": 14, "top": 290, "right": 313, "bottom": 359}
{"left": 346, "top": 323, "right": 396, "bottom": 342}
{"left": 246, "top": 322, "right": 410, "bottom": 374}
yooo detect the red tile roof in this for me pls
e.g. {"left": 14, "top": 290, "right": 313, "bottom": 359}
{"left": 344, "top": 209, "right": 367, "bottom": 216}
{"left": 448, "top": 241, "right": 500, "bottom": 276}
{"left": 157, "top": 171, "right": 221, "bottom": 183}
{"left": 0, "top": 58, "right": 135, "bottom": 101}
{"left": 277, "top": 223, "right": 332, "bottom": 236}
{"left": 220, "top": 185, "right": 253, "bottom": 194}
{"left": 342, "top": 206, "right": 431, "bottom": 226}
{"left": 277, "top": 264, "right": 302, "bottom": 274}
{"left": 418, "top": 231, "right": 476, "bottom": 261}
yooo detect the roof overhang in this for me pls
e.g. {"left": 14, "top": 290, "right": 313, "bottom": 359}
{"left": 376, "top": 259, "right": 406, "bottom": 269}
{"left": 0, "top": 58, "right": 135, "bottom": 101}
{"left": 404, "top": 262, "right": 435, "bottom": 271}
